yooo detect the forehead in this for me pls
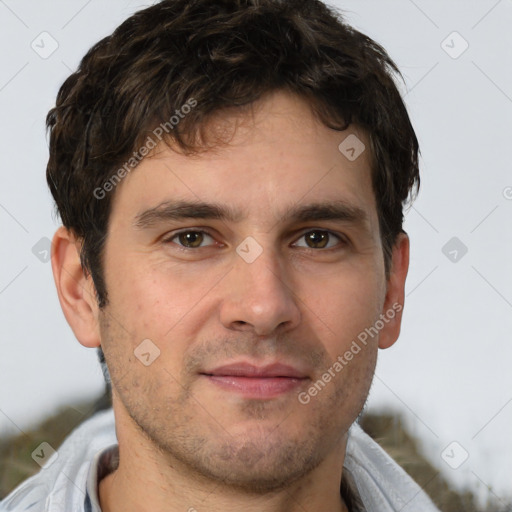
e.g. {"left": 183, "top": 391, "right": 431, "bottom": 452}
{"left": 109, "top": 90, "right": 378, "bottom": 233}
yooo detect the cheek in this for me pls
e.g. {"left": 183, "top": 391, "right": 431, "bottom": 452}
{"left": 103, "top": 256, "right": 230, "bottom": 363}
{"left": 299, "top": 266, "right": 384, "bottom": 356}
{"left": 105, "top": 255, "right": 200, "bottom": 319}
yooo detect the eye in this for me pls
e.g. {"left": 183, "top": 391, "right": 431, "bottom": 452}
{"left": 293, "top": 230, "right": 344, "bottom": 250}
{"left": 165, "top": 230, "right": 216, "bottom": 248}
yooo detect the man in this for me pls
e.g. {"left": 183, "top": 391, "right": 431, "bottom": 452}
{"left": 0, "top": 0, "right": 440, "bottom": 510}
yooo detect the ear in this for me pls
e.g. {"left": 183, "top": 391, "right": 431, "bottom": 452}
{"left": 378, "top": 232, "right": 410, "bottom": 349}
{"left": 51, "top": 226, "right": 101, "bottom": 348}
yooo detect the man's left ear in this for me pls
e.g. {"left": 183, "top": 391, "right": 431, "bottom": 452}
{"left": 378, "top": 232, "right": 410, "bottom": 349}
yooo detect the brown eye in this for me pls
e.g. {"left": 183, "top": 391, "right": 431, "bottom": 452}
{"left": 168, "top": 230, "right": 215, "bottom": 248}
{"left": 305, "top": 231, "right": 329, "bottom": 248}
{"left": 178, "top": 231, "right": 203, "bottom": 248}
{"left": 294, "top": 230, "right": 343, "bottom": 250}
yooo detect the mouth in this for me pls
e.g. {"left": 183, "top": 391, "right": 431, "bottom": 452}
{"left": 200, "top": 362, "right": 310, "bottom": 399}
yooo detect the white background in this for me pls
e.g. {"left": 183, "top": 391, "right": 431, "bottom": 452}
{"left": 0, "top": 0, "right": 511, "bottom": 507}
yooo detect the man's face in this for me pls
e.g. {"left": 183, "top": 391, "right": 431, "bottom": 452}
{"left": 97, "top": 90, "right": 391, "bottom": 490}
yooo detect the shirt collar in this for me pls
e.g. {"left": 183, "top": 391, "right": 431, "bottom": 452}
{"left": 85, "top": 444, "right": 119, "bottom": 512}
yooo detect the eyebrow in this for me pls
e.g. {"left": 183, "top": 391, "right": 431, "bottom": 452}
{"left": 133, "top": 199, "right": 369, "bottom": 230}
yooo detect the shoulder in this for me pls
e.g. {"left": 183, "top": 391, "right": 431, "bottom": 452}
{"left": 0, "top": 409, "right": 116, "bottom": 512}
{"left": 344, "top": 422, "right": 441, "bottom": 512}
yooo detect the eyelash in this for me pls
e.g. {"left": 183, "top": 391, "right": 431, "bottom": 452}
{"left": 162, "top": 229, "right": 348, "bottom": 251}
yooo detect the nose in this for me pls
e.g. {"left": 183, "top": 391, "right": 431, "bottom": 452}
{"left": 219, "top": 244, "right": 301, "bottom": 336}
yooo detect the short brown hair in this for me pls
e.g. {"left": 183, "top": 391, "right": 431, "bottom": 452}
{"left": 46, "top": 0, "right": 419, "bottom": 308}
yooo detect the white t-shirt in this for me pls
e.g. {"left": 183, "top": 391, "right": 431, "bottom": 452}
{"left": 0, "top": 408, "right": 440, "bottom": 511}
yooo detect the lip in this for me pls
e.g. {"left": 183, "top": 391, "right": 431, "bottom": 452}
{"left": 200, "top": 362, "right": 309, "bottom": 399}
{"left": 204, "top": 362, "right": 308, "bottom": 378}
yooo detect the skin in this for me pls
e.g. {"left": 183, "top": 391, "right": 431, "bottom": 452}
{"left": 52, "top": 90, "right": 409, "bottom": 512}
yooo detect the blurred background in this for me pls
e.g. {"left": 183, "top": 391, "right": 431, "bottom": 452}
{"left": 0, "top": 0, "right": 511, "bottom": 510}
